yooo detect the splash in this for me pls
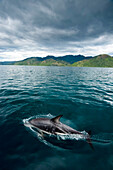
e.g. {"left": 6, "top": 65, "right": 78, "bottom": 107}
{"left": 56, "top": 131, "right": 87, "bottom": 141}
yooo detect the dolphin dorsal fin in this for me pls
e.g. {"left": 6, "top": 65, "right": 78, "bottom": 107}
{"left": 51, "top": 115, "right": 63, "bottom": 123}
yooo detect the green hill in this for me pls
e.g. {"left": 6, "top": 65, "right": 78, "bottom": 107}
{"left": 14, "top": 55, "right": 89, "bottom": 66}
{"left": 72, "top": 54, "right": 113, "bottom": 67}
{"left": 15, "top": 58, "right": 69, "bottom": 66}
{"left": 1, "top": 54, "right": 113, "bottom": 67}
{"left": 14, "top": 57, "right": 42, "bottom": 65}
{"left": 0, "top": 55, "right": 91, "bottom": 66}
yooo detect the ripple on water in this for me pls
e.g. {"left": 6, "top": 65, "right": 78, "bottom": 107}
{"left": 0, "top": 66, "right": 113, "bottom": 170}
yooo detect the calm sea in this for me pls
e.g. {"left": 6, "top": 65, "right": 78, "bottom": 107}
{"left": 0, "top": 65, "right": 113, "bottom": 170}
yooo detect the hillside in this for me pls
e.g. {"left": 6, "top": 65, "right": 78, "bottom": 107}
{"left": 56, "top": 55, "right": 91, "bottom": 63}
{"left": 0, "top": 55, "right": 92, "bottom": 66}
{"left": 15, "top": 58, "right": 69, "bottom": 66}
{"left": 14, "top": 54, "right": 89, "bottom": 65}
{"left": 14, "top": 57, "right": 43, "bottom": 65}
{"left": 72, "top": 54, "right": 113, "bottom": 67}
{"left": 1, "top": 54, "right": 113, "bottom": 67}
{"left": 13, "top": 55, "right": 90, "bottom": 66}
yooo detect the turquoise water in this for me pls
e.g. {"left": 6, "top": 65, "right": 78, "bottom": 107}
{"left": 0, "top": 65, "right": 113, "bottom": 170}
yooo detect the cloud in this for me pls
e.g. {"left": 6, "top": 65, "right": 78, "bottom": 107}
{"left": 0, "top": 0, "right": 113, "bottom": 61}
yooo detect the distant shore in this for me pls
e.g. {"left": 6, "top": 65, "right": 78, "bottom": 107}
{"left": 0, "top": 54, "right": 113, "bottom": 67}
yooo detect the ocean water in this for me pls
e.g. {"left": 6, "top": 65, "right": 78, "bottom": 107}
{"left": 0, "top": 65, "right": 113, "bottom": 170}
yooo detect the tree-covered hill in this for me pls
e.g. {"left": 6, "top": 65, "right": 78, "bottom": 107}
{"left": 72, "top": 54, "right": 113, "bottom": 67}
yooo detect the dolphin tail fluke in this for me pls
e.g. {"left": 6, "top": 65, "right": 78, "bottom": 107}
{"left": 87, "top": 131, "right": 94, "bottom": 150}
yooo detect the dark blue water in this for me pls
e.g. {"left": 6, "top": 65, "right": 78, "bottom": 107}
{"left": 0, "top": 65, "right": 113, "bottom": 170}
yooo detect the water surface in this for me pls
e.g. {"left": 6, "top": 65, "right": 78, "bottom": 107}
{"left": 0, "top": 66, "right": 113, "bottom": 170}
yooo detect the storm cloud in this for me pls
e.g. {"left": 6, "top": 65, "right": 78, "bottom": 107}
{"left": 0, "top": 0, "right": 113, "bottom": 60}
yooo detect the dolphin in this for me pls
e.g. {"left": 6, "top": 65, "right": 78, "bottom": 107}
{"left": 26, "top": 115, "right": 94, "bottom": 150}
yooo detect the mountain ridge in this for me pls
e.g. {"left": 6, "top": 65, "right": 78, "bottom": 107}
{"left": 0, "top": 54, "right": 113, "bottom": 67}
{"left": 0, "top": 54, "right": 91, "bottom": 65}
{"left": 14, "top": 54, "right": 92, "bottom": 66}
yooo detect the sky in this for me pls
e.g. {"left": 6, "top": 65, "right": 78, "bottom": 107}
{"left": 0, "top": 0, "right": 113, "bottom": 61}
